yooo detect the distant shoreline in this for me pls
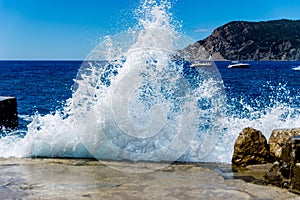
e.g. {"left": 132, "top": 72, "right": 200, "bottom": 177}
{"left": 184, "top": 19, "right": 300, "bottom": 61}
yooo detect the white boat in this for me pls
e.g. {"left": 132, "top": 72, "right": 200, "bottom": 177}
{"left": 227, "top": 61, "right": 250, "bottom": 68}
{"left": 292, "top": 66, "right": 300, "bottom": 71}
{"left": 190, "top": 61, "right": 212, "bottom": 68}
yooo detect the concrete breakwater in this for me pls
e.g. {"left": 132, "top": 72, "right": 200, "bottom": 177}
{"left": 0, "top": 96, "right": 18, "bottom": 130}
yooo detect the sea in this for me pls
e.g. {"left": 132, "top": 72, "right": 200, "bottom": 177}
{"left": 1, "top": 0, "right": 300, "bottom": 164}
{"left": 1, "top": 60, "right": 300, "bottom": 163}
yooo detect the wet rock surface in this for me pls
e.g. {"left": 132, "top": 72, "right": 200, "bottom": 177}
{"left": 269, "top": 128, "right": 300, "bottom": 161}
{"left": 264, "top": 163, "right": 288, "bottom": 187}
{"left": 0, "top": 158, "right": 298, "bottom": 200}
{"left": 232, "top": 127, "right": 270, "bottom": 166}
{"left": 291, "top": 163, "right": 300, "bottom": 191}
{"left": 232, "top": 127, "right": 300, "bottom": 194}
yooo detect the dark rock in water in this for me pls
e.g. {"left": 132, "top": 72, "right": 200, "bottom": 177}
{"left": 0, "top": 96, "right": 18, "bottom": 130}
{"left": 269, "top": 128, "right": 300, "bottom": 161}
{"left": 232, "top": 127, "right": 270, "bottom": 166}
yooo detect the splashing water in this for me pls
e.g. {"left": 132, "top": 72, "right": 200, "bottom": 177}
{"left": 1, "top": 0, "right": 300, "bottom": 167}
{"left": 72, "top": 0, "right": 225, "bottom": 169}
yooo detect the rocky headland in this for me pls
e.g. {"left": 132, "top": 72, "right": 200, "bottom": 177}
{"left": 184, "top": 19, "right": 300, "bottom": 61}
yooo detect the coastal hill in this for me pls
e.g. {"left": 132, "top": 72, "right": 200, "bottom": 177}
{"left": 184, "top": 19, "right": 300, "bottom": 60}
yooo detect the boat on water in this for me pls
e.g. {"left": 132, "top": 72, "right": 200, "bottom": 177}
{"left": 190, "top": 61, "right": 212, "bottom": 68}
{"left": 227, "top": 61, "right": 250, "bottom": 68}
{"left": 292, "top": 66, "right": 300, "bottom": 71}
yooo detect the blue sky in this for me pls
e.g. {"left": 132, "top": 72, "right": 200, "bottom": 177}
{"left": 0, "top": 0, "right": 300, "bottom": 60}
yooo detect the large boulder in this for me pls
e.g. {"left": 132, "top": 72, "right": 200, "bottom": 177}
{"left": 232, "top": 127, "right": 270, "bottom": 166}
{"left": 269, "top": 128, "right": 300, "bottom": 161}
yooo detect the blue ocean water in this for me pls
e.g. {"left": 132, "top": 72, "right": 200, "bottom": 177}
{"left": 0, "top": 61, "right": 82, "bottom": 130}
{"left": 217, "top": 61, "right": 300, "bottom": 117}
{"left": 1, "top": 61, "right": 300, "bottom": 129}
{"left": 1, "top": 60, "right": 300, "bottom": 161}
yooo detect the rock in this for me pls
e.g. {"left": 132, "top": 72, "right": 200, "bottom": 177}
{"left": 232, "top": 127, "right": 270, "bottom": 166}
{"left": 281, "top": 136, "right": 300, "bottom": 191}
{"left": 232, "top": 127, "right": 300, "bottom": 191}
{"left": 184, "top": 19, "right": 300, "bottom": 61}
{"left": 264, "top": 136, "right": 300, "bottom": 191}
{"left": 0, "top": 96, "right": 18, "bottom": 130}
{"left": 264, "top": 163, "right": 287, "bottom": 187}
{"left": 281, "top": 135, "right": 300, "bottom": 165}
{"left": 269, "top": 128, "right": 300, "bottom": 161}
{"left": 291, "top": 163, "right": 300, "bottom": 191}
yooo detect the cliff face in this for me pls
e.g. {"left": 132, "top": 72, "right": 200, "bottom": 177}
{"left": 185, "top": 19, "right": 300, "bottom": 61}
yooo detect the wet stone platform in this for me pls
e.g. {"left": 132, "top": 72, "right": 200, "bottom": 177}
{"left": 0, "top": 158, "right": 299, "bottom": 199}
